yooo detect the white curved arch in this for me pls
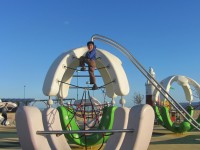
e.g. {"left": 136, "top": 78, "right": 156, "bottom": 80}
{"left": 153, "top": 75, "right": 200, "bottom": 103}
{"left": 43, "top": 47, "right": 129, "bottom": 98}
{"left": 96, "top": 49, "right": 129, "bottom": 96}
{"left": 0, "top": 102, "right": 17, "bottom": 108}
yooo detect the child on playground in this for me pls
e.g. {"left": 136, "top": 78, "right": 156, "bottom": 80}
{"left": 79, "top": 41, "right": 98, "bottom": 90}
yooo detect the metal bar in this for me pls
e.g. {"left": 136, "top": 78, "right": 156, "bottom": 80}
{"left": 69, "top": 86, "right": 105, "bottom": 89}
{"left": 37, "top": 129, "right": 134, "bottom": 135}
{"left": 91, "top": 34, "right": 200, "bottom": 131}
{"left": 32, "top": 98, "right": 76, "bottom": 102}
{"left": 64, "top": 65, "right": 107, "bottom": 71}
{"left": 73, "top": 75, "right": 102, "bottom": 77}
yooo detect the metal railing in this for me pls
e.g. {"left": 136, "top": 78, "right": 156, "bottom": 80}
{"left": 37, "top": 129, "right": 134, "bottom": 135}
{"left": 91, "top": 34, "right": 200, "bottom": 131}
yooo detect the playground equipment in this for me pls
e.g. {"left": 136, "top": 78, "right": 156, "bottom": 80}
{"left": 16, "top": 104, "right": 154, "bottom": 150}
{"left": 57, "top": 105, "right": 117, "bottom": 146}
{"left": 151, "top": 75, "right": 200, "bottom": 133}
{"left": 15, "top": 34, "right": 159, "bottom": 149}
{"left": 0, "top": 101, "right": 17, "bottom": 108}
{"left": 0, "top": 101, "right": 17, "bottom": 126}
{"left": 92, "top": 34, "right": 200, "bottom": 131}
{"left": 42, "top": 47, "right": 129, "bottom": 98}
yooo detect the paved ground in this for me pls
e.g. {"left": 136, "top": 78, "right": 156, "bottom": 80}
{"left": 0, "top": 125, "right": 200, "bottom": 150}
{"left": 0, "top": 113, "right": 200, "bottom": 150}
{"left": 0, "top": 126, "right": 21, "bottom": 150}
{"left": 148, "top": 125, "right": 200, "bottom": 150}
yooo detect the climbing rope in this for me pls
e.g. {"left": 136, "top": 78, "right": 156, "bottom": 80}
{"left": 64, "top": 65, "right": 109, "bottom": 71}
{"left": 98, "top": 80, "right": 115, "bottom": 89}
{"left": 58, "top": 80, "right": 115, "bottom": 90}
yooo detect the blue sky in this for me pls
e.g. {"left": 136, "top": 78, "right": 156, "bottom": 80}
{"left": 0, "top": 0, "right": 200, "bottom": 106}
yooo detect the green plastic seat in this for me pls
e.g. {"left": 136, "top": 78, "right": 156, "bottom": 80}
{"left": 57, "top": 105, "right": 117, "bottom": 146}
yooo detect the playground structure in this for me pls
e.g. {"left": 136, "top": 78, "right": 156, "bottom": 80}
{"left": 0, "top": 101, "right": 17, "bottom": 126}
{"left": 15, "top": 35, "right": 155, "bottom": 150}
{"left": 146, "top": 72, "right": 200, "bottom": 133}
{"left": 0, "top": 101, "right": 17, "bottom": 109}
{"left": 15, "top": 34, "right": 200, "bottom": 149}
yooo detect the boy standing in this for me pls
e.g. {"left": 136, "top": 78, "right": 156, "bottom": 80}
{"left": 80, "top": 41, "right": 98, "bottom": 90}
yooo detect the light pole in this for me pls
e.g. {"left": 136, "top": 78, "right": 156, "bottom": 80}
{"left": 76, "top": 70, "right": 79, "bottom": 100}
{"left": 24, "top": 85, "right": 26, "bottom": 99}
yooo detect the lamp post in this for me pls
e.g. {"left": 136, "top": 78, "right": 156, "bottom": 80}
{"left": 76, "top": 70, "right": 79, "bottom": 100}
{"left": 24, "top": 85, "right": 26, "bottom": 99}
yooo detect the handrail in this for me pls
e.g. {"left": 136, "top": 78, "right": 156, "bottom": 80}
{"left": 91, "top": 34, "right": 200, "bottom": 131}
{"left": 37, "top": 129, "right": 134, "bottom": 135}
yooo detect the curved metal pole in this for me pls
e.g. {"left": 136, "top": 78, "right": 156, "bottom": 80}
{"left": 91, "top": 34, "right": 200, "bottom": 131}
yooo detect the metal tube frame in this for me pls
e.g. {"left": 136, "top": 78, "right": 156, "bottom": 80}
{"left": 91, "top": 34, "right": 200, "bottom": 131}
{"left": 37, "top": 129, "right": 134, "bottom": 135}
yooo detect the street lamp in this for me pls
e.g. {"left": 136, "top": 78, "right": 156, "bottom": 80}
{"left": 24, "top": 85, "right": 26, "bottom": 99}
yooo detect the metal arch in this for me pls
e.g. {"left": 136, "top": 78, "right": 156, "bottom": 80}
{"left": 91, "top": 34, "right": 200, "bottom": 131}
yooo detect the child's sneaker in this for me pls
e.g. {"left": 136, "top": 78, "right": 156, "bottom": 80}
{"left": 92, "top": 84, "right": 98, "bottom": 90}
{"left": 80, "top": 67, "right": 86, "bottom": 71}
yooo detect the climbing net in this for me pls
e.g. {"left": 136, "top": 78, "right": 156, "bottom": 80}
{"left": 64, "top": 89, "right": 112, "bottom": 129}
{"left": 57, "top": 64, "right": 114, "bottom": 129}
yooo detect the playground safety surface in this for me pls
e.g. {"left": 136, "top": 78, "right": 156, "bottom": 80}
{"left": 0, "top": 125, "right": 200, "bottom": 150}
{"left": 0, "top": 113, "right": 200, "bottom": 150}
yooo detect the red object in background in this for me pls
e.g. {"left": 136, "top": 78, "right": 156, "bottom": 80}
{"left": 171, "top": 112, "right": 176, "bottom": 122}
